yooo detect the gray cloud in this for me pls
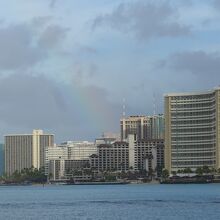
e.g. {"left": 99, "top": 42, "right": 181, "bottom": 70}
{"left": 213, "top": 0, "right": 220, "bottom": 9}
{"left": 69, "top": 61, "right": 99, "bottom": 85}
{"left": 166, "top": 51, "right": 220, "bottom": 77}
{"left": 38, "top": 25, "right": 69, "bottom": 49}
{"left": 0, "top": 73, "right": 121, "bottom": 142}
{"left": 49, "top": 0, "right": 57, "bottom": 8}
{"left": 0, "top": 24, "right": 44, "bottom": 70}
{"left": 0, "top": 21, "right": 68, "bottom": 71}
{"left": 93, "top": 0, "right": 191, "bottom": 41}
{"left": 78, "top": 45, "right": 98, "bottom": 55}
{"left": 31, "top": 16, "right": 52, "bottom": 28}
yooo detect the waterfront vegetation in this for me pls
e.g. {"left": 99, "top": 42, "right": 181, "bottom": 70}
{"left": 65, "top": 167, "right": 158, "bottom": 183}
{"left": 2, "top": 166, "right": 220, "bottom": 185}
{"left": 160, "top": 166, "right": 220, "bottom": 184}
{"left": 0, "top": 167, "right": 47, "bottom": 184}
{"left": 172, "top": 166, "right": 219, "bottom": 175}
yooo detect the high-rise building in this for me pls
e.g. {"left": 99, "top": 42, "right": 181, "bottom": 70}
{"left": 120, "top": 115, "right": 164, "bottom": 141}
{"left": 0, "top": 143, "right": 4, "bottom": 175}
{"left": 5, "top": 130, "right": 54, "bottom": 175}
{"left": 164, "top": 87, "right": 220, "bottom": 173}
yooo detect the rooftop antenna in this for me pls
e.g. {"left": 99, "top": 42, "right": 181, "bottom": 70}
{"left": 123, "top": 98, "right": 126, "bottom": 119}
{"left": 153, "top": 93, "right": 156, "bottom": 116}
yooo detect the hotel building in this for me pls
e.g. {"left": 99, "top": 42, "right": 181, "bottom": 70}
{"left": 90, "top": 141, "right": 129, "bottom": 172}
{"left": 90, "top": 135, "right": 164, "bottom": 175}
{"left": 128, "top": 135, "right": 164, "bottom": 173}
{"left": 46, "top": 141, "right": 97, "bottom": 178}
{"left": 65, "top": 141, "right": 97, "bottom": 160}
{"left": 49, "top": 159, "right": 89, "bottom": 181}
{"left": 165, "top": 87, "right": 220, "bottom": 173}
{"left": 120, "top": 115, "right": 164, "bottom": 141}
{"left": 5, "top": 130, "right": 54, "bottom": 175}
{"left": 44, "top": 145, "right": 68, "bottom": 175}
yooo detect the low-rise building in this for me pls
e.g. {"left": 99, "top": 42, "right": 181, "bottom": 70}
{"left": 46, "top": 140, "right": 97, "bottom": 179}
{"left": 49, "top": 159, "right": 89, "bottom": 180}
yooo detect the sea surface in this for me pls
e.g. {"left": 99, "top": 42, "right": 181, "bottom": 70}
{"left": 1, "top": 183, "right": 220, "bottom": 220}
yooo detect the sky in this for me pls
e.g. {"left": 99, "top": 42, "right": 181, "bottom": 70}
{"left": 0, "top": 0, "right": 220, "bottom": 143}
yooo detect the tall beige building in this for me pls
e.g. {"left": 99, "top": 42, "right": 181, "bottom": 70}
{"left": 5, "top": 129, "right": 54, "bottom": 175}
{"left": 165, "top": 87, "right": 220, "bottom": 173}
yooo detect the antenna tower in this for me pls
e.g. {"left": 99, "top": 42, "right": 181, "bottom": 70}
{"left": 153, "top": 93, "right": 156, "bottom": 115}
{"left": 123, "top": 98, "right": 126, "bottom": 119}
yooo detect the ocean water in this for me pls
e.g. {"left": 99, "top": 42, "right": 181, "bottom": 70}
{"left": 0, "top": 184, "right": 220, "bottom": 220}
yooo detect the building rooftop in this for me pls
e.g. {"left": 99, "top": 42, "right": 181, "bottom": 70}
{"left": 164, "top": 87, "right": 220, "bottom": 97}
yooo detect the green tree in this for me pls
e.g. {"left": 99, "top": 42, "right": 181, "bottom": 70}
{"left": 195, "top": 167, "right": 203, "bottom": 176}
{"left": 161, "top": 169, "right": 169, "bottom": 179}
{"left": 183, "top": 168, "right": 193, "bottom": 173}
{"left": 202, "top": 166, "right": 211, "bottom": 174}
{"left": 171, "top": 171, "right": 177, "bottom": 175}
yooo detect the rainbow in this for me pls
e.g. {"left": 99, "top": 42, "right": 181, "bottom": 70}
{"left": 65, "top": 82, "right": 114, "bottom": 133}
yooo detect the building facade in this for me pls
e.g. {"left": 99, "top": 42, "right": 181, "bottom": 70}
{"left": 65, "top": 141, "right": 97, "bottom": 160}
{"left": 165, "top": 87, "right": 220, "bottom": 173}
{"left": 90, "top": 142, "right": 129, "bottom": 172}
{"left": 90, "top": 136, "right": 164, "bottom": 175}
{"left": 49, "top": 159, "right": 89, "bottom": 180}
{"left": 120, "top": 115, "right": 164, "bottom": 141}
{"left": 5, "top": 130, "right": 54, "bottom": 175}
{"left": 45, "top": 145, "right": 68, "bottom": 175}
{"left": 46, "top": 141, "right": 97, "bottom": 178}
{"left": 128, "top": 135, "right": 164, "bottom": 174}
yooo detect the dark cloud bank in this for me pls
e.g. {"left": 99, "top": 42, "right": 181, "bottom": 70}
{"left": 0, "top": 73, "right": 122, "bottom": 142}
{"left": 93, "top": 0, "right": 191, "bottom": 40}
{"left": 159, "top": 50, "right": 220, "bottom": 78}
{"left": 0, "top": 19, "right": 121, "bottom": 142}
{"left": 0, "top": 19, "right": 68, "bottom": 71}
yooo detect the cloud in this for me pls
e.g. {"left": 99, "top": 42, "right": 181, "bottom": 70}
{"left": 165, "top": 50, "right": 220, "bottom": 77}
{"left": 38, "top": 25, "right": 69, "bottom": 49}
{"left": 0, "top": 73, "right": 121, "bottom": 142}
{"left": 213, "top": 0, "right": 220, "bottom": 10}
{"left": 31, "top": 16, "right": 52, "bottom": 28}
{"left": 0, "top": 20, "right": 69, "bottom": 71}
{"left": 77, "top": 45, "right": 98, "bottom": 55}
{"left": 0, "top": 24, "right": 44, "bottom": 70}
{"left": 68, "top": 61, "right": 99, "bottom": 86}
{"left": 49, "top": 0, "right": 57, "bottom": 8}
{"left": 93, "top": 0, "right": 191, "bottom": 41}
